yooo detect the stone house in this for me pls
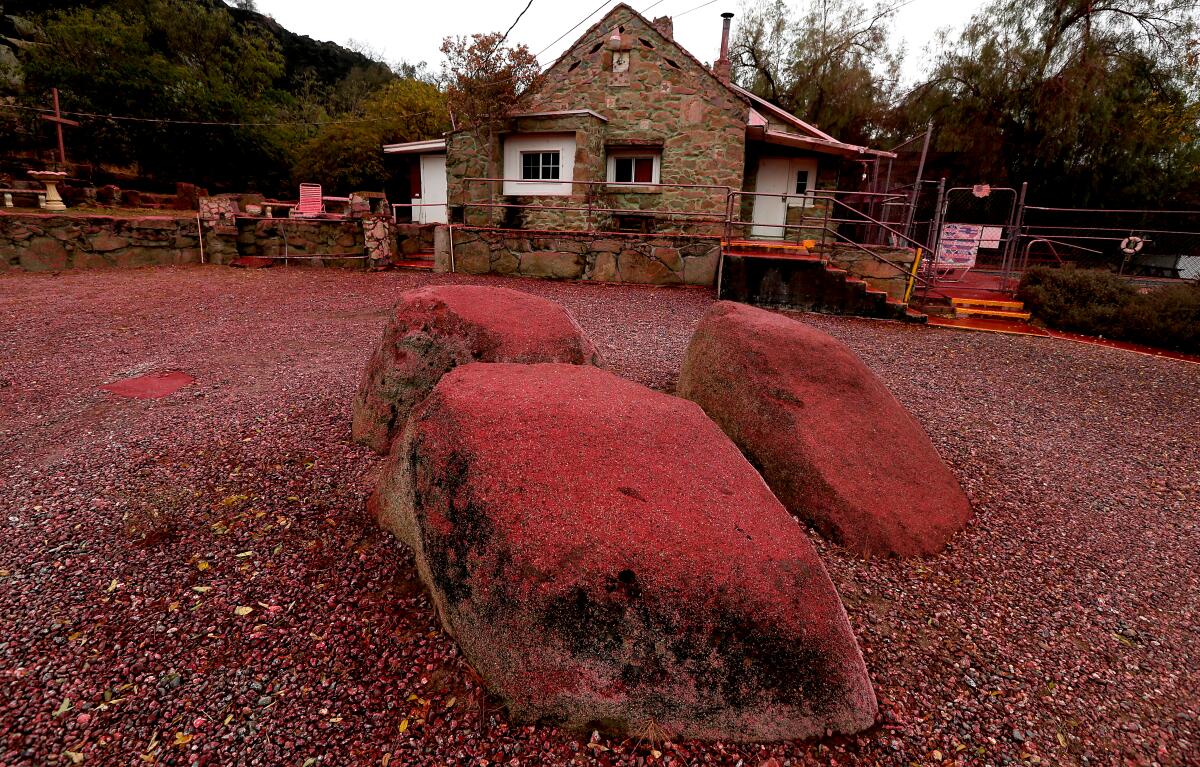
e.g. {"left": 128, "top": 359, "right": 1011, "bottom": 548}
{"left": 384, "top": 4, "right": 918, "bottom": 316}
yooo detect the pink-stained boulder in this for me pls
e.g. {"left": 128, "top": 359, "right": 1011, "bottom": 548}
{"left": 370, "top": 362, "right": 877, "bottom": 742}
{"left": 677, "top": 302, "right": 972, "bottom": 558}
{"left": 351, "top": 285, "right": 601, "bottom": 453}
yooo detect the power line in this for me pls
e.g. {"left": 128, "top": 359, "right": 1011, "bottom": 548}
{"left": 499, "top": 0, "right": 535, "bottom": 45}
{"left": 642, "top": 0, "right": 669, "bottom": 14}
{"left": 675, "top": 0, "right": 720, "bottom": 20}
{"left": 0, "top": 101, "right": 441, "bottom": 128}
{"left": 534, "top": 0, "right": 614, "bottom": 58}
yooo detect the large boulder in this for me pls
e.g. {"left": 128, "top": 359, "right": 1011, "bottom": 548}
{"left": 371, "top": 363, "right": 877, "bottom": 742}
{"left": 351, "top": 285, "right": 601, "bottom": 453}
{"left": 677, "top": 302, "right": 972, "bottom": 558}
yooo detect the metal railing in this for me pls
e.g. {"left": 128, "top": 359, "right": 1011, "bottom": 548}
{"left": 722, "top": 189, "right": 941, "bottom": 300}
{"left": 392, "top": 201, "right": 448, "bottom": 224}
{"left": 459, "top": 177, "right": 734, "bottom": 235}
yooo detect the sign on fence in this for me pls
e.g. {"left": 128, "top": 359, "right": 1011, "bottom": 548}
{"left": 936, "top": 223, "right": 982, "bottom": 269}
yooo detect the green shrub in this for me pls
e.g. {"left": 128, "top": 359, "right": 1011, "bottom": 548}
{"left": 1118, "top": 283, "right": 1200, "bottom": 353}
{"left": 1018, "top": 267, "right": 1200, "bottom": 353}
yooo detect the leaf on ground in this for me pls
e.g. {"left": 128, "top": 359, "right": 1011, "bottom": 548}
{"left": 172, "top": 732, "right": 193, "bottom": 747}
{"left": 192, "top": 586, "right": 211, "bottom": 594}
{"left": 196, "top": 561, "right": 210, "bottom": 571}
{"left": 53, "top": 698, "right": 72, "bottom": 717}
{"left": 398, "top": 718, "right": 409, "bottom": 733}
{"left": 106, "top": 579, "right": 120, "bottom": 593}
{"left": 234, "top": 606, "right": 253, "bottom": 616}
{"left": 64, "top": 750, "right": 84, "bottom": 764}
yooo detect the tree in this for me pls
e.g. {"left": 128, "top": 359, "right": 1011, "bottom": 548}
{"left": 439, "top": 32, "right": 540, "bottom": 134}
{"left": 901, "top": 0, "right": 1200, "bottom": 206}
{"left": 730, "top": 0, "right": 902, "bottom": 144}
{"left": 292, "top": 78, "right": 449, "bottom": 193}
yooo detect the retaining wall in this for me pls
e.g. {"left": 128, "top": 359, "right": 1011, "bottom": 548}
{"left": 0, "top": 212, "right": 200, "bottom": 271}
{"left": 447, "top": 227, "right": 720, "bottom": 286}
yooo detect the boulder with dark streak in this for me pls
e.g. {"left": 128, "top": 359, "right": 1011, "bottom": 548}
{"left": 351, "top": 285, "right": 601, "bottom": 453}
{"left": 370, "top": 362, "right": 877, "bottom": 742}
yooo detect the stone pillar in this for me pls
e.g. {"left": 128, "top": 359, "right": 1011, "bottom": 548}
{"left": 197, "top": 196, "right": 241, "bottom": 265}
{"left": 362, "top": 214, "right": 396, "bottom": 268}
{"left": 434, "top": 225, "right": 452, "bottom": 273}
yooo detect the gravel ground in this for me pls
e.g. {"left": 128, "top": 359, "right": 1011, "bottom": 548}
{"left": 1, "top": 266, "right": 1197, "bottom": 767}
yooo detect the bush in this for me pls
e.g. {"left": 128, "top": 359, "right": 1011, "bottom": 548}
{"left": 1018, "top": 267, "right": 1200, "bottom": 353}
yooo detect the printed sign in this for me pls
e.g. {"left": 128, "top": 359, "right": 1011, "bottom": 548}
{"left": 980, "top": 226, "right": 1004, "bottom": 249}
{"left": 937, "top": 223, "right": 982, "bottom": 269}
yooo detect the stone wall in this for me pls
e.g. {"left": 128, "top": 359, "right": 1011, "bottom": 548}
{"left": 0, "top": 212, "right": 200, "bottom": 271}
{"left": 449, "top": 227, "right": 720, "bottom": 286}
{"left": 446, "top": 5, "right": 744, "bottom": 235}
{"left": 213, "top": 218, "right": 365, "bottom": 268}
{"left": 827, "top": 244, "right": 918, "bottom": 302}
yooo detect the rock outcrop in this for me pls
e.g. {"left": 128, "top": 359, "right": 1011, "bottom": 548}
{"left": 351, "top": 286, "right": 601, "bottom": 453}
{"left": 677, "top": 301, "right": 972, "bottom": 558}
{"left": 370, "top": 362, "right": 877, "bottom": 742}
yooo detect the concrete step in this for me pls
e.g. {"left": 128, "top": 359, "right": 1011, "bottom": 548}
{"left": 955, "top": 307, "right": 1032, "bottom": 321}
{"left": 951, "top": 297, "right": 1025, "bottom": 310}
{"left": 395, "top": 259, "right": 434, "bottom": 271}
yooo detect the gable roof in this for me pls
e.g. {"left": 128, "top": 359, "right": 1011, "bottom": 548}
{"left": 531, "top": 3, "right": 750, "bottom": 111}
{"left": 524, "top": 3, "right": 893, "bottom": 159}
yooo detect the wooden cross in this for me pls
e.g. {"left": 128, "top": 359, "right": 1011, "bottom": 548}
{"left": 39, "top": 88, "right": 79, "bottom": 168}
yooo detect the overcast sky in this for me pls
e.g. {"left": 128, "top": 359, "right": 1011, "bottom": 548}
{"left": 247, "top": 0, "right": 985, "bottom": 84}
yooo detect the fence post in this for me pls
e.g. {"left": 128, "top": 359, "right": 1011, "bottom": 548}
{"left": 921, "top": 177, "right": 947, "bottom": 304}
{"left": 1002, "top": 182, "right": 1029, "bottom": 291}
{"left": 903, "top": 120, "right": 933, "bottom": 241}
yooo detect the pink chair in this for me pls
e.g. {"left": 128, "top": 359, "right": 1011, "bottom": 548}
{"left": 290, "top": 183, "right": 324, "bottom": 218}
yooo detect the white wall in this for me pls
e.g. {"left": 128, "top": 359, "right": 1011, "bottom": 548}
{"left": 502, "top": 133, "right": 576, "bottom": 196}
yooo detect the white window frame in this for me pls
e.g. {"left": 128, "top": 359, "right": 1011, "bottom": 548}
{"left": 520, "top": 150, "right": 561, "bottom": 181}
{"left": 503, "top": 133, "right": 576, "bottom": 196}
{"left": 606, "top": 150, "right": 661, "bottom": 185}
{"left": 785, "top": 158, "right": 819, "bottom": 208}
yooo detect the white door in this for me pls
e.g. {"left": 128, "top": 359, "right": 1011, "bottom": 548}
{"left": 418, "top": 153, "right": 448, "bottom": 224}
{"left": 751, "top": 157, "right": 791, "bottom": 239}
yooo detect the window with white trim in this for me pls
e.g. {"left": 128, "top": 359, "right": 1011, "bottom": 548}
{"left": 607, "top": 150, "right": 660, "bottom": 184}
{"left": 503, "top": 134, "right": 575, "bottom": 196}
{"left": 521, "top": 151, "right": 561, "bottom": 181}
{"left": 795, "top": 169, "right": 810, "bottom": 195}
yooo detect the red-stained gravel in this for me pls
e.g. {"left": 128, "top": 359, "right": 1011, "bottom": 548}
{"left": 1, "top": 266, "right": 1197, "bottom": 767}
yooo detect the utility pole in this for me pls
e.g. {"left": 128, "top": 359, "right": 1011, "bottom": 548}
{"left": 903, "top": 120, "right": 933, "bottom": 241}
{"left": 39, "top": 88, "right": 79, "bottom": 169}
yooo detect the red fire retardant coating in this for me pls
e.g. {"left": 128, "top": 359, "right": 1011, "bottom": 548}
{"left": 98, "top": 371, "right": 195, "bottom": 399}
{"left": 678, "top": 302, "right": 972, "bottom": 558}
{"left": 370, "top": 362, "right": 877, "bottom": 742}
{"left": 351, "top": 285, "right": 602, "bottom": 453}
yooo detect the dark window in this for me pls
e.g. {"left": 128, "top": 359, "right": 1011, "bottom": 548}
{"left": 521, "top": 151, "right": 561, "bottom": 181}
{"left": 612, "top": 155, "right": 656, "bottom": 183}
{"left": 795, "top": 170, "right": 810, "bottom": 195}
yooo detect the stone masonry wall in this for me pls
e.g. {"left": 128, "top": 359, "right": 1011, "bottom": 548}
{"left": 827, "top": 244, "right": 918, "bottom": 302}
{"left": 450, "top": 227, "right": 719, "bottom": 286}
{"left": 446, "top": 5, "right": 745, "bottom": 234}
{"left": 0, "top": 212, "right": 200, "bottom": 271}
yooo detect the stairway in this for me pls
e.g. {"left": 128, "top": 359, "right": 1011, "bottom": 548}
{"left": 394, "top": 250, "right": 435, "bottom": 271}
{"left": 720, "top": 241, "right": 926, "bottom": 323}
{"left": 951, "top": 297, "right": 1031, "bottom": 322}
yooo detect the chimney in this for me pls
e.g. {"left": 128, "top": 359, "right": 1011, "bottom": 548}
{"left": 652, "top": 15, "right": 674, "bottom": 39}
{"left": 714, "top": 12, "right": 734, "bottom": 83}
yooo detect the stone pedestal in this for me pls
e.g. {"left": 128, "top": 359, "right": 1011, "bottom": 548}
{"left": 30, "top": 171, "right": 68, "bottom": 212}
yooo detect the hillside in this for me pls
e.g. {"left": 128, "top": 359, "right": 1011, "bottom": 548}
{"left": 1, "top": 0, "right": 389, "bottom": 91}
{"left": 0, "top": 0, "right": 446, "bottom": 195}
